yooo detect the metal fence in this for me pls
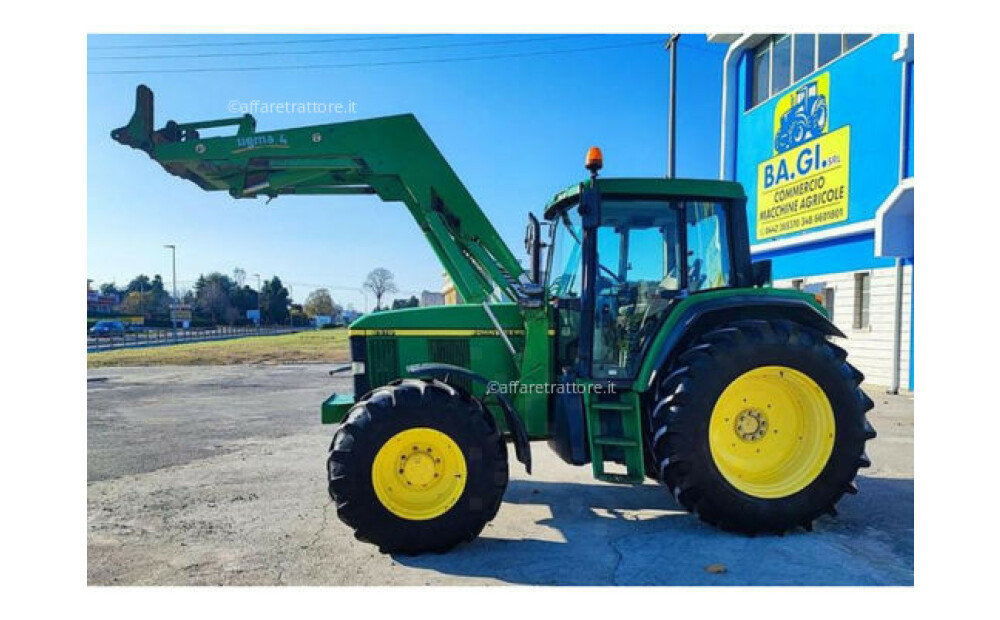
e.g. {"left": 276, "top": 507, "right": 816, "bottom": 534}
{"left": 87, "top": 326, "right": 304, "bottom": 353}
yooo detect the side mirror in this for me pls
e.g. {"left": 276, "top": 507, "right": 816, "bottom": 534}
{"left": 525, "top": 213, "right": 542, "bottom": 284}
{"left": 751, "top": 260, "right": 773, "bottom": 288}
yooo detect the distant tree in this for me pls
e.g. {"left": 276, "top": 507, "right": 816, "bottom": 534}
{"left": 304, "top": 288, "right": 335, "bottom": 317}
{"left": 391, "top": 296, "right": 420, "bottom": 310}
{"left": 118, "top": 291, "right": 151, "bottom": 315}
{"left": 229, "top": 285, "right": 258, "bottom": 319}
{"left": 147, "top": 274, "right": 171, "bottom": 314}
{"left": 363, "top": 268, "right": 398, "bottom": 311}
{"left": 151, "top": 274, "right": 166, "bottom": 295}
{"left": 126, "top": 274, "right": 152, "bottom": 295}
{"left": 260, "top": 276, "right": 290, "bottom": 324}
{"left": 99, "top": 282, "right": 122, "bottom": 298}
{"left": 194, "top": 272, "right": 235, "bottom": 323}
{"left": 232, "top": 267, "right": 246, "bottom": 288}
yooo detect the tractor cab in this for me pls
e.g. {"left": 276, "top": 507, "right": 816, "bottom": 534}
{"left": 534, "top": 175, "right": 753, "bottom": 382}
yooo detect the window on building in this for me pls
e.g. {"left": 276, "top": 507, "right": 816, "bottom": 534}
{"left": 843, "top": 34, "right": 871, "bottom": 52}
{"left": 752, "top": 44, "right": 771, "bottom": 107}
{"left": 771, "top": 35, "right": 792, "bottom": 94}
{"left": 749, "top": 33, "right": 873, "bottom": 109}
{"left": 817, "top": 34, "right": 842, "bottom": 67}
{"left": 822, "top": 287, "right": 835, "bottom": 322}
{"left": 793, "top": 34, "right": 815, "bottom": 82}
{"left": 853, "top": 272, "right": 870, "bottom": 329}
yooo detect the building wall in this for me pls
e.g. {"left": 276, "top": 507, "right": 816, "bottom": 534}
{"left": 421, "top": 290, "right": 445, "bottom": 307}
{"left": 725, "top": 33, "right": 913, "bottom": 390}
{"left": 735, "top": 35, "right": 904, "bottom": 241}
{"left": 774, "top": 264, "right": 911, "bottom": 388}
{"left": 441, "top": 272, "right": 462, "bottom": 305}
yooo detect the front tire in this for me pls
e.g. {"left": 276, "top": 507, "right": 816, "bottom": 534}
{"left": 327, "top": 378, "right": 508, "bottom": 554}
{"left": 649, "top": 319, "right": 875, "bottom": 534}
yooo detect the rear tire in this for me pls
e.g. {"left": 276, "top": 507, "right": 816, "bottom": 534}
{"left": 327, "top": 378, "right": 508, "bottom": 554}
{"left": 649, "top": 319, "right": 875, "bottom": 534}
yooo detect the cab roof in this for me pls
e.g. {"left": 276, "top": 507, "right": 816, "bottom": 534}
{"left": 543, "top": 177, "right": 746, "bottom": 219}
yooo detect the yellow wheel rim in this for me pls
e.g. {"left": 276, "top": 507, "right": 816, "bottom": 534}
{"left": 709, "top": 366, "right": 835, "bottom": 499}
{"left": 371, "top": 427, "right": 467, "bottom": 520}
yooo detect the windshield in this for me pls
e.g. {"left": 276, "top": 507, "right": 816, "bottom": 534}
{"left": 592, "top": 199, "right": 733, "bottom": 379}
{"left": 548, "top": 208, "right": 583, "bottom": 298}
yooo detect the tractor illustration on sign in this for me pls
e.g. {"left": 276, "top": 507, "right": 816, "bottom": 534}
{"left": 775, "top": 81, "right": 828, "bottom": 153}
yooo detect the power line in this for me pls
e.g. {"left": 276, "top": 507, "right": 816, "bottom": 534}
{"left": 88, "top": 37, "right": 666, "bottom": 76}
{"left": 88, "top": 33, "right": 435, "bottom": 50}
{"left": 90, "top": 34, "right": 590, "bottom": 61}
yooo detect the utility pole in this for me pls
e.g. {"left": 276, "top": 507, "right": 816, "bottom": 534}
{"left": 358, "top": 288, "right": 369, "bottom": 313}
{"left": 253, "top": 273, "right": 262, "bottom": 331}
{"left": 164, "top": 244, "right": 177, "bottom": 341}
{"left": 665, "top": 34, "right": 680, "bottom": 179}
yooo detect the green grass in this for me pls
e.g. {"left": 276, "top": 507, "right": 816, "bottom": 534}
{"left": 87, "top": 329, "right": 349, "bottom": 368}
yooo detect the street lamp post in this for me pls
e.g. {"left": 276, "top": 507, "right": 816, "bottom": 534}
{"left": 253, "top": 273, "right": 262, "bottom": 332}
{"left": 163, "top": 244, "right": 177, "bottom": 341}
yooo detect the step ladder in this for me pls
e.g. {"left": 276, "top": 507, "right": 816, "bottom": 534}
{"left": 584, "top": 389, "right": 645, "bottom": 484}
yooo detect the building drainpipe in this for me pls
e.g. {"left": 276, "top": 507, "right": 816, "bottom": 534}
{"left": 890, "top": 37, "right": 913, "bottom": 394}
{"left": 891, "top": 258, "right": 903, "bottom": 394}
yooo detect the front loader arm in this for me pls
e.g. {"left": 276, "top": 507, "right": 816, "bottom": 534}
{"left": 112, "top": 85, "right": 527, "bottom": 304}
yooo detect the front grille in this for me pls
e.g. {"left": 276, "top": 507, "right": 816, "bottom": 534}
{"left": 367, "top": 337, "right": 400, "bottom": 390}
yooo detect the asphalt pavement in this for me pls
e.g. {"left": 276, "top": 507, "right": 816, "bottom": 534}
{"left": 87, "top": 365, "right": 913, "bottom": 585}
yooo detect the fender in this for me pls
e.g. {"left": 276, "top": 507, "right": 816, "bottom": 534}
{"left": 636, "top": 291, "right": 844, "bottom": 392}
{"left": 406, "top": 362, "right": 532, "bottom": 474}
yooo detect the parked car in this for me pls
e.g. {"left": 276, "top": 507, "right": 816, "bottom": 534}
{"left": 90, "top": 320, "right": 125, "bottom": 337}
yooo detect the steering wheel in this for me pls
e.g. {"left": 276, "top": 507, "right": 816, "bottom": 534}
{"left": 599, "top": 263, "right": 624, "bottom": 284}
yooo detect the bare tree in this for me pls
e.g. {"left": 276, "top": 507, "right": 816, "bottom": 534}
{"left": 304, "top": 288, "right": 335, "bottom": 317}
{"left": 363, "top": 268, "right": 398, "bottom": 311}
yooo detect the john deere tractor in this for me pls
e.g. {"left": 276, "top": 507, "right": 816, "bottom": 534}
{"left": 113, "top": 85, "right": 875, "bottom": 554}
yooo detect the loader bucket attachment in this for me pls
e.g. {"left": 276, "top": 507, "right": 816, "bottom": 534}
{"left": 111, "top": 84, "right": 155, "bottom": 154}
{"left": 111, "top": 84, "right": 527, "bottom": 305}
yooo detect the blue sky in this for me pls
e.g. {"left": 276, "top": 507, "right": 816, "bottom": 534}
{"left": 87, "top": 34, "right": 726, "bottom": 309}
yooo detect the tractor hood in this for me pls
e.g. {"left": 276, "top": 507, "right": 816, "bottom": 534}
{"left": 348, "top": 303, "right": 525, "bottom": 335}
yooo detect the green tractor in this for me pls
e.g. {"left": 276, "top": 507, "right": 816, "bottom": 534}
{"left": 113, "top": 85, "right": 875, "bottom": 554}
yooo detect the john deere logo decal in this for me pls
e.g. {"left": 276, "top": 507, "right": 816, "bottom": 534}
{"left": 756, "top": 73, "right": 850, "bottom": 241}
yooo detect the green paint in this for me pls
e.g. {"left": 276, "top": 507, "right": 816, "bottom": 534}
{"left": 632, "top": 287, "right": 827, "bottom": 390}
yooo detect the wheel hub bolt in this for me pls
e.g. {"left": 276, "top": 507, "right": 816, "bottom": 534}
{"left": 735, "top": 409, "right": 769, "bottom": 442}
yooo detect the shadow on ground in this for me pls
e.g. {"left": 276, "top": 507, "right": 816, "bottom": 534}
{"left": 395, "top": 475, "right": 913, "bottom": 585}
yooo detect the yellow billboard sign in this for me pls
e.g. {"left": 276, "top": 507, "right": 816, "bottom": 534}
{"left": 756, "top": 125, "right": 850, "bottom": 240}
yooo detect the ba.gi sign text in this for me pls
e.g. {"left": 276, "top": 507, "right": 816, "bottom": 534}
{"left": 756, "top": 73, "right": 851, "bottom": 240}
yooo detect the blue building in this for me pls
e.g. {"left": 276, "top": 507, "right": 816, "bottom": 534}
{"left": 708, "top": 33, "right": 913, "bottom": 391}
